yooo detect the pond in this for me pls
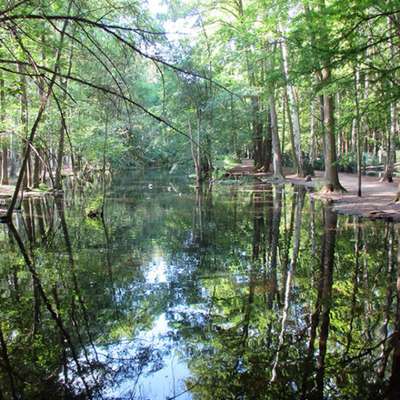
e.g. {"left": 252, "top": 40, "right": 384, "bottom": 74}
{"left": 0, "top": 171, "right": 399, "bottom": 399}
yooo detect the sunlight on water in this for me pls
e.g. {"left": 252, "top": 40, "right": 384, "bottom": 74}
{"left": 146, "top": 252, "right": 168, "bottom": 285}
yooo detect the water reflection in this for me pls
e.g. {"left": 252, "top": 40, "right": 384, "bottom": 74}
{"left": 0, "top": 172, "right": 399, "bottom": 399}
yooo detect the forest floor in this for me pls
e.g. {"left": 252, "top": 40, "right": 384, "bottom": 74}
{"left": 227, "top": 159, "right": 400, "bottom": 221}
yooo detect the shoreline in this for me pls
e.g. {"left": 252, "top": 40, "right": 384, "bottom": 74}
{"left": 2, "top": 165, "right": 400, "bottom": 222}
{"left": 225, "top": 159, "right": 400, "bottom": 222}
{"left": 288, "top": 171, "right": 400, "bottom": 221}
{"left": 0, "top": 185, "right": 58, "bottom": 220}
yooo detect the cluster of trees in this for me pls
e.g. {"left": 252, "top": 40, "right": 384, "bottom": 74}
{"left": 165, "top": 0, "right": 400, "bottom": 192}
{"left": 0, "top": 0, "right": 176, "bottom": 219}
{"left": 0, "top": 0, "right": 399, "bottom": 215}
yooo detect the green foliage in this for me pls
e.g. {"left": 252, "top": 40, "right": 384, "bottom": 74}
{"left": 337, "top": 152, "right": 357, "bottom": 173}
{"left": 38, "top": 183, "right": 50, "bottom": 191}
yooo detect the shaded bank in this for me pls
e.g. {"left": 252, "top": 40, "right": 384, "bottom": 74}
{"left": 225, "top": 160, "right": 400, "bottom": 221}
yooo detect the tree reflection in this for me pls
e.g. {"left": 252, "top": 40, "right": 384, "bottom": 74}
{"left": 1, "top": 176, "right": 400, "bottom": 399}
{"left": 387, "top": 226, "right": 400, "bottom": 400}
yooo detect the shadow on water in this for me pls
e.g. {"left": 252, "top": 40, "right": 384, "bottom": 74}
{"left": 1, "top": 170, "right": 400, "bottom": 399}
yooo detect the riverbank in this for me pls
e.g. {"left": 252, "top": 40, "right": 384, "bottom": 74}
{"left": 0, "top": 184, "right": 55, "bottom": 199}
{"left": 0, "top": 185, "right": 55, "bottom": 217}
{"left": 2, "top": 163, "right": 400, "bottom": 222}
{"left": 226, "top": 159, "right": 400, "bottom": 221}
{"left": 291, "top": 171, "right": 400, "bottom": 221}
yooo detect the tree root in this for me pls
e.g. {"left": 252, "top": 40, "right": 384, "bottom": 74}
{"left": 320, "top": 183, "right": 347, "bottom": 194}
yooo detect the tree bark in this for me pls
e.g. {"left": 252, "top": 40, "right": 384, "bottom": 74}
{"left": 269, "top": 91, "right": 284, "bottom": 179}
{"left": 55, "top": 124, "right": 65, "bottom": 190}
{"left": 321, "top": 70, "right": 345, "bottom": 192}
{"left": 0, "top": 73, "right": 8, "bottom": 184}
{"left": 263, "top": 107, "right": 272, "bottom": 172}
{"left": 382, "top": 101, "right": 397, "bottom": 183}
{"left": 280, "top": 33, "right": 304, "bottom": 176}
{"left": 252, "top": 95, "right": 264, "bottom": 170}
{"left": 381, "top": 17, "right": 397, "bottom": 184}
{"left": 354, "top": 67, "right": 362, "bottom": 196}
{"left": 310, "top": 99, "right": 316, "bottom": 167}
{"left": 306, "top": 0, "right": 344, "bottom": 192}
{"left": 17, "top": 64, "right": 29, "bottom": 190}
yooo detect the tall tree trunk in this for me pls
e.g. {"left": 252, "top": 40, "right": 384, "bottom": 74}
{"left": 9, "top": 133, "right": 16, "bottom": 179}
{"left": 310, "top": 99, "right": 316, "bottom": 167}
{"left": 252, "top": 95, "right": 264, "bottom": 170}
{"left": 236, "top": 0, "right": 261, "bottom": 170}
{"left": 263, "top": 108, "right": 272, "bottom": 172}
{"left": 0, "top": 73, "right": 8, "bottom": 185}
{"left": 17, "top": 64, "right": 29, "bottom": 190}
{"left": 55, "top": 124, "right": 65, "bottom": 190}
{"left": 306, "top": 0, "right": 344, "bottom": 192}
{"left": 32, "top": 152, "right": 41, "bottom": 188}
{"left": 281, "top": 95, "right": 286, "bottom": 155}
{"left": 382, "top": 18, "right": 397, "bottom": 184}
{"left": 55, "top": 39, "right": 74, "bottom": 190}
{"left": 321, "top": 70, "right": 345, "bottom": 192}
{"left": 354, "top": 67, "right": 362, "bottom": 196}
{"left": 197, "top": 110, "right": 203, "bottom": 185}
{"left": 382, "top": 102, "right": 397, "bottom": 183}
{"left": 280, "top": 34, "right": 304, "bottom": 176}
{"left": 230, "top": 95, "right": 240, "bottom": 159}
{"left": 32, "top": 32, "right": 48, "bottom": 189}
{"left": 189, "top": 119, "right": 201, "bottom": 188}
{"left": 336, "top": 93, "right": 341, "bottom": 157}
{"left": 269, "top": 91, "right": 284, "bottom": 179}
{"left": 32, "top": 81, "right": 42, "bottom": 190}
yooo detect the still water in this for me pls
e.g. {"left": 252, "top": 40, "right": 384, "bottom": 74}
{"left": 0, "top": 171, "right": 399, "bottom": 399}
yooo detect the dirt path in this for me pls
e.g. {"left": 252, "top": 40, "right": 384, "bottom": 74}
{"left": 292, "top": 171, "right": 400, "bottom": 221}
{"left": 227, "top": 160, "right": 400, "bottom": 221}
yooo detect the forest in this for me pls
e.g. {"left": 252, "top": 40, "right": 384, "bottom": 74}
{"left": 0, "top": 0, "right": 400, "bottom": 399}
{"left": 0, "top": 0, "right": 398, "bottom": 203}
